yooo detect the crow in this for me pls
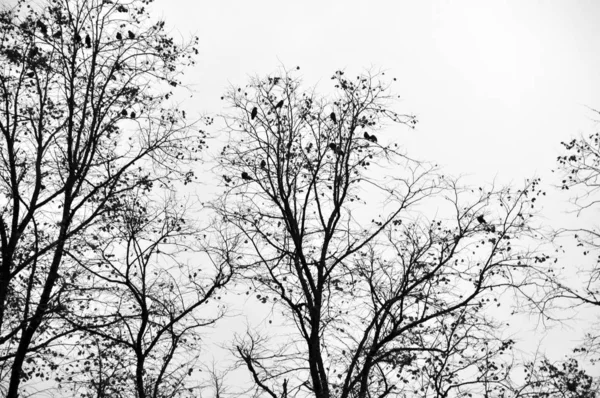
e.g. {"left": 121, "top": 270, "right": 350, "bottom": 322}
{"left": 28, "top": 47, "right": 39, "bottom": 58}
{"left": 74, "top": 33, "right": 82, "bottom": 43}
{"left": 117, "top": 5, "right": 127, "bottom": 12}
{"left": 85, "top": 34, "right": 91, "bottom": 48}
{"left": 128, "top": 30, "right": 135, "bottom": 39}
{"left": 116, "top": 32, "right": 122, "bottom": 40}
{"left": 476, "top": 215, "right": 487, "bottom": 225}
{"left": 5, "top": 49, "right": 20, "bottom": 63}
{"left": 364, "top": 132, "right": 371, "bottom": 140}
{"left": 329, "top": 143, "right": 337, "bottom": 151}
{"left": 241, "top": 172, "right": 253, "bottom": 181}
{"left": 330, "top": 112, "right": 337, "bottom": 124}
{"left": 260, "top": 160, "right": 266, "bottom": 169}
{"left": 369, "top": 134, "right": 377, "bottom": 143}
{"left": 121, "top": 109, "right": 128, "bottom": 116}
{"left": 36, "top": 20, "right": 48, "bottom": 35}
{"left": 275, "top": 100, "right": 284, "bottom": 109}
{"left": 130, "top": 111, "right": 136, "bottom": 119}
{"left": 251, "top": 107, "right": 258, "bottom": 120}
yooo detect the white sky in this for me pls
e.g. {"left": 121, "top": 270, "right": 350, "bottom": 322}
{"left": 157, "top": 0, "right": 600, "bottom": 183}
{"left": 146, "top": 0, "right": 600, "bottom": 379}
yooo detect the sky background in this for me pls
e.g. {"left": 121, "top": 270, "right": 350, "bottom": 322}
{"left": 151, "top": 0, "right": 600, "bottom": 377}
{"left": 156, "top": 0, "right": 600, "bottom": 183}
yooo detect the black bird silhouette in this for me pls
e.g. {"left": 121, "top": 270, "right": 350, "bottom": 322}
{"left": 275, "top": 100, "right": 284, "bottom": 109}
{"left": 223, "top": 175, "right": 232, "bottom": 183}
{"left": 128, "top": 30, "right": 135, "bottom": 39}
{"left": 330, "top": 112, "right": 337, "bottom": 124}
{"left": 85, "top": 34, "right": 91, "bottom": 48}
{"left": 5, "top": 49, "right": 20, "bottom": 63}
{"left": 476, "top": 215, "right": 487, "bottom": 224}
{"left": 117, "top": 5, "right": 127, "bottom": 12}
{"left": 241, "top": 172, "right": 253, "bottom": 181}
{"left": 369, "top": 134, "right": 377, "bottom": 143}
{"left": 26, "top": 71, "right": 35, "bottom": 78}
{"left": 251, "top": 107, "right": 258, "bottom": 120}
{"left": 130, "top": 111, "right": 136, "bottom": 119}
{"left": 74, "top": 33, "right": 81, "bottom": 43}
{"left": 260, "top": 160, "right": 266, "bottom": 169}
{"left": 28, "top": 47, "right": 39, "bottom": 58}
{"left": 364, "top": 132, "right": 371, "bottom": 140}
{"left": 36, "top": 20, "right": 48, "bottom": 35}
{"left": 116, "top": 32, "right": 123, "bottom": 40}
{"left": 121, "top": 109, "right": 128, "bottom": 116}
{"left": 329, "top": 143, "right": 344, "bottom": 156}
{"left": 52, "top": 30, "right": 61, "bottom": 39}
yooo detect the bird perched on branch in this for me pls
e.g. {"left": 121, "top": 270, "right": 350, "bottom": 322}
{"left": 85, "top": 34, "right": 91, "bottom": 48}
{"left": 364, "top": 132, "right": 378, "bottom": 143}
{"left": 275, "top": 100, "right": 284, "bottom": 109}
{"left": 241, "top": 172, "right": 253, "bottom": 181}
{"left": 116, "top": 32, "right": 122, "bottom": 40}
{"left": 330, "top": 112, "right": 337, "bottom": 124}
{"left": 329, "top": 143, "right": 344, "bottom": 156}
{"left": 36, "top": 20, "right": 48, "bottom": 36}
{"left": 260, "top": 160, "right": 266, "bottom": 169}
{"left": 477, "top": 214, "right": 495, "bottom": 233}
{"left": 128, "top": 30, "right": 135, "bottom": 39}
{"left": 251, "top": 107, "right": 258, "bottom": 120}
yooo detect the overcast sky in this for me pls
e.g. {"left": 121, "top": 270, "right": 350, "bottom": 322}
{"left": 156, "top": 0, "right": 600, "bottom": 183}
{"left": 152, "top": 0, "right": 600, "bottom": 373}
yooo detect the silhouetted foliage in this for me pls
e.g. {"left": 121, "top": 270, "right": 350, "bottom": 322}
{"left": 0, "top": 0, "right": 207, "bottom": 395}
{"left": 530, "top": 108, "right": 600, "bottom": 370}
{"left": 213, "top": 68, "right": 545, "bottom": 398}
{"left": 513, "top": 357, "right": 597, "bottom": 398}
{"left": 59, "top": 193, "right": 232, "bottom": 398}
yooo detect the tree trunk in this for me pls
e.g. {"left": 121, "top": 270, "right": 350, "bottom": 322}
{"left": 5, "top": 193, "right": 72, "bottom": 398}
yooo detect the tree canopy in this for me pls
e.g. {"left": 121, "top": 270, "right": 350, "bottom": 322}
{"left": 0, "top": 0, "right": 598, "bottom": 397}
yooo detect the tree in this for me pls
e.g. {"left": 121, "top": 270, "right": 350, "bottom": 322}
{"left": 54, "top": 191, "right": 232, "bottom": 398}
{"left": 0, "top": 0, "right": 204, "bottom": 395}
{"left": 526, "top": 108, "right": 600, "bottom": 367}
{"left": 213, "top": 69, "right": 544, "bottom": 398}
{"left": 511, "top": 356, "right": 597, "bottom": 398}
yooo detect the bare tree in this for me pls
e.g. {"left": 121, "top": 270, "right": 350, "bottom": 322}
{"left": 509, "top": 355, "right": 598, "bottom": 398}
{"left": 0, "top": 0, "right": 205, "bottom": 395}
{"left": 212, "top": 69, "right": 544, "bottom": 398}
{"left": 524, "top": 108, "right": 600, "bottom": 367}
{"left": 54, "top": 191, "right": 232, "bottom": 398}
